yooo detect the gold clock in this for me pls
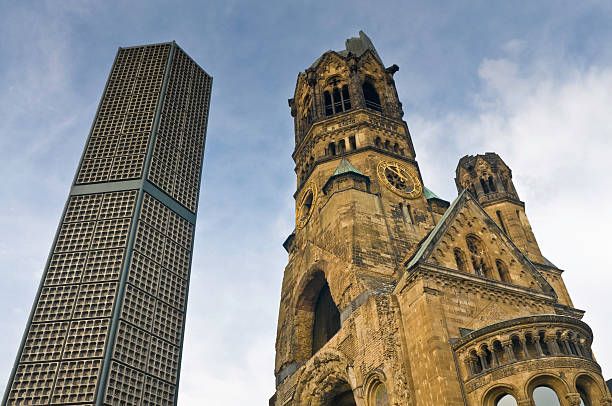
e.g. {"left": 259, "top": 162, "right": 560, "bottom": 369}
{"left": 377, "top": 160, "right": 422, "bottom": 199}
{"left": 296, "top": 181, "right": 318, "bottom": 229}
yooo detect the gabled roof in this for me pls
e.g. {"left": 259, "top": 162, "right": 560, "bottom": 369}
{"left": 424, "top": 186, "right": 441, "bottom": 200}
{"left": 331, "top": 158, "right": 364, "bottom": 177}
{"left": 403, "top": 190, "right": 555, "bottom": 296}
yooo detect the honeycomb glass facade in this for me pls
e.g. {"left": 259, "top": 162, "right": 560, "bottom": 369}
{"left": 3, "top": 42, "right": 212, "bottom": 406}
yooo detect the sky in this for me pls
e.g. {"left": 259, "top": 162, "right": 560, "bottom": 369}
{"left": 1, "top": 1, "right": 612, "bottom": 403}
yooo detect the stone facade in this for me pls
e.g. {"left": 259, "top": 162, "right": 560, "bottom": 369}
{"left": 271, "top": 32, "right": 611, "bottom": 406}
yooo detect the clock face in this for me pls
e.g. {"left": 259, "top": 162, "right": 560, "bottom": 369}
{"left": 296, "top": 181, "right": 318, "bottom": 229}
{"left": 377, "top": 160, "right": 422, "bottom": 199}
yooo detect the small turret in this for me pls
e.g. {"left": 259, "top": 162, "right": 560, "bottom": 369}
{"left": 455, "top": 152, "right": 545, "bottom": 264}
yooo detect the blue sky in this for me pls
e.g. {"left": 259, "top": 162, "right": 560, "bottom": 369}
{"left": 1, "top": 1, "right": 612, "bottom": 403}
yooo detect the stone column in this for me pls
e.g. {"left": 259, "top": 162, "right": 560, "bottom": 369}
{"left": 477, "top": 349, "right": 488, "bottom": 371}
{"left": 521, "top": 335, "right": 530, "bottom": 359}
{"left": 544, "top": 335, "right": 559, "bottom": 355}
{"left": 533, "top": 336, "right": 544, "bottom": 356}
{"left": 571, "top": 339, "right": 583, "bottom": 357}
{"left": 503, "top": 341, "right": 515, "bottom": 362}
{"left": 565, "top": 393, "right": 582, "bottom": 406}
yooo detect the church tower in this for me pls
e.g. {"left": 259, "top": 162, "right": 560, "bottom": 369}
{"left": 271, "top": 32, "right": 611, "bottom": 406}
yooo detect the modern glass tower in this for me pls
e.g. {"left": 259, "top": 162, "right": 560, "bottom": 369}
{"left": 3, "top": 42, "right": 212, "bottom": 406}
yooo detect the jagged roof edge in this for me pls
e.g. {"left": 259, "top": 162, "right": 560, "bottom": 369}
{"left": 403, "top": 191, "right": 557, "bottom": 298}
{"left": 405, "top": 190, "right": 467, "bottom": 270}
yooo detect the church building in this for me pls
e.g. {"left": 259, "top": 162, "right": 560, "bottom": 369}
{"left": 271, "top": 31, "right": 611, "bottom": 406}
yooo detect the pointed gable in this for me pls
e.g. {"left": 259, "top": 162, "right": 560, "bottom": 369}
{"left": 405, "top": 191, "right": 555, "bottom": 295}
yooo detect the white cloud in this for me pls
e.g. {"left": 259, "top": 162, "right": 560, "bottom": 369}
{"left": 410, "top": 52, "right": 612, "bottom": 378}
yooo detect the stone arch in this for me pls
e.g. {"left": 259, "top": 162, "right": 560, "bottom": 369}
{"left": 524, "top": 373, "right": 570, "bottom": 403}
{"left": 482, "top": 383, "right": 520, "bottom": 406}
{"left": 293, "top": 267, "right": 341, "bottom": 361}
{"left": 574, "top": 373, "right": 606, "bottom": 406}
{"left": 294, "top": 349, "right": 358, "bottom": 406}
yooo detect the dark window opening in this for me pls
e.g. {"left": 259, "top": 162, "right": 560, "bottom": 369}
{"left": 349, "top": 135, "right": 357, "bottom": 150}
{"left": 488, "top": 176, "right": 497, "bottom": 192}
{"left": 332, "top": 87, "right": 342, "bottom": 114}
{"left": 338, "top": 139, "right": 346, "bottom": 153}
{"left": 375, "top": 137, "right": 382, "bottom": 148}
{"left": 496, "top": 259, "right": 511, "bottom": 283}
{"left": 393, "top": 143, "right": 399, "bottom": 153}
{"left": 480, "top": 178, "right": 490, "bottom": 194}
{"left": 324, "top": 91, "right": 333, "bottom": 116}
{"left": 312, "top": 282, "right": 340, "bottom": 355}
{"left": 362, "top": 82, "right": 382, "bottom": 112}
{"left": 328, "top": 142, "right": 336, "bottom": 156}
{"left": 341, "top": 85, "right": 351, "bottom": 111}
{"left": 467, "top": 235, "right": 489, "bottom": 277}
{"left": 384, "top": 140, "right": 390, "bottom": 150}
{"left": 454, "top": 248, "right": 467, "bottom": 272}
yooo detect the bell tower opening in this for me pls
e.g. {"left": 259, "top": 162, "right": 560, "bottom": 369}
{"left": 312, "top": 281, "right": 340, "bottom": 355}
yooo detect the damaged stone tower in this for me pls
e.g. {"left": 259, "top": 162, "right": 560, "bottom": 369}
{"left": 271, "top": 31, "right": 611, "bottom": 406}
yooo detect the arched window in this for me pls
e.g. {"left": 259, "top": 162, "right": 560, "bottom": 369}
{"left": 312, "top": 282, "right": 340, "bottom": 355}
{"left": 532, "top": 386, "right": 561, "bottom": 405}
{"left": 328, "top": 142, "right": 336, "bottom": 156}
{"left": 349, "top": 135, "right": 357, "bottom": 150}
{"left": 324, "top": 91, "right": 333, "bottom": 116}
{"left": 480, "top": 178, "right": 490, "bottom": 194}
{"left": 496, "top": 260, "right": 511, "bottom": 283}
{"left": 324, "top": 84, "right": 352, "bottom": 117}
{"left": 342, "top": 85, "right": 351, "bottom": 111}
{"left": 466, "top": 235, "right": 489, "bottom": 277}
{"left": 338, "top": 139, "right": 346, "bottom": 153}
{"left": 488, "top": 176, "right": 497, "bottom": 192}
{"left": 496, "top": 394, "right": 518, "bottom": 406}
{"left": 363, "top": 82, "right": 382, "bottom": 112}
{"left": 368, "top": 382, "right": 390, "bottom": 406}
{"left": 332, "top": 87, "right": 342, "bottom": 114}
{"left": 393, "top": 143, "right": 399, "bottom": 153}
{"left": 454, "top": 248, "right": 467, "bottom": 272}
{"left": 374, "top": 137, "right": 382, "bottom": 148}
{"left": 384, "top": 140, "right": 390, "bottom": 150}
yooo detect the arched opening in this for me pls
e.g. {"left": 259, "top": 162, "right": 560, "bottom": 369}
{"left": 329, "top": 142, "right": 337, "bottom": 156}
{"left": 324, "top": 91, "right": 333, "bottom": 116}
{"left": 575, "top": 374, "right": 603, "bottom": 406}
{"left": 312, "top": 281, "right": 340, "bottom": 355}
{"left": 295, "top": 271, "right": 341, "bottom": 361}
{"left": 496, "top": 394, "right": 518, "bottom": 406}
{"left": 488, "top": 176, "right": 497, "bottom": 192}
{"left": 496, "top": 259, "right": 512, "bottom": 283}
{"left": 368, "top": 381, "right": 390, "bottom": 406}
{"left": 374, "top": 137, "right": 382, "bottom": 148}
{"left": 322, "top": 380, "right": 356, "bottom": 406}
{"left": 332, "top": 87, "right": 342, "bottom": 114}
{"left": 349, "top": 135, "right": 357, "bottom": 150}
{"left": 341, "top": 85, "right": 351, "bottom": 111}
{"left": 480, "top": 178, "right": 490, "bottom": 194}
{"left": 384, "top": 140, "right": 390, "bottom": 150}
{"left": 532, "top": 386, "right": 562, "bottom": 405}
{"left": 466, "top": 235, "right": 490, "bottom": 277}
{"left": 362, "top": 81, "right": 382, "bottom": 112}
{"left": 393, "top": 143, "right": 399, "bottom": 153}
{"left": 454, "top": 248, "right": 467, "bottom": 272}
{"left": 338, "top": 139, "right": 346, "bottom": 154}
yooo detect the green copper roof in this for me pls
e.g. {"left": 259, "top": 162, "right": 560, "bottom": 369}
{"left": 332, "top": 158, "right": 365, "bottom": 177}
{"left": 424, "top": 186, "right": 441, "bottom": 200}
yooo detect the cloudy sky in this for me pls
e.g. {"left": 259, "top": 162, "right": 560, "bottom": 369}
{"left": 1, "top": 1, "right": 611, "bottom": 403}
